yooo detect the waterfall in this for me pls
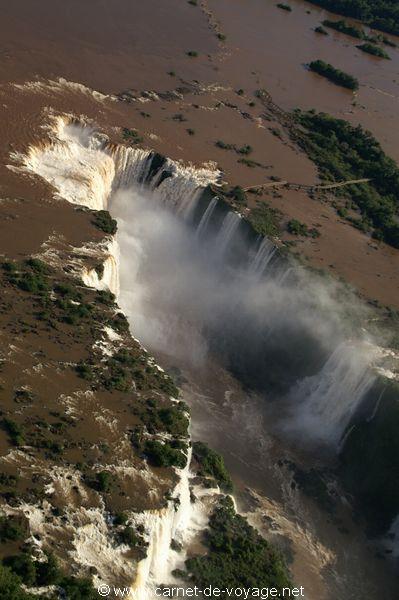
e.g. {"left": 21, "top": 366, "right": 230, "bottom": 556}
{"left": 217, "top": 212, "right": 241, "bottom": 256}
{"left": 131, "top": 447, "right": 194, "bottom": 599}
{"left": 196, "top": 197, "right": 218, "bottom": 238}
{"left": 285, "top": 341, "right": 379, "bottom": 446}
{"left": 81, "top": 238, "right": 120, "bottom": 299}
{"left": 249, "top": 237, "right": 276, "bottom": 279}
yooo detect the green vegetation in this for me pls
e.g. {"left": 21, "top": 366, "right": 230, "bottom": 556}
{"left": 143, "top": 439, "right": 187, "bottom": 469}
{"left": 357, "top": 42, "right": 390, "bottom": 58}
{"left": 186, "top": 50, "right": 198, "bottom": 57}
{"left": 322, "top": 18, "right": 365, "bottom": 39}
{"left": 0, "top": 516, "right": 27, "bottom": 542}
{"left": 187, "top": 128, "right": 195, "bottom": 136}
{"left": 314, "top": 25, "right": 328, "bottom": 34}
{"left": 237, "top": 144, "right": 253, "bottom": 155}
{"left": 122, "top": 128, "right": 144, "bottom": 145}
{"left": 287, "top": 219, "right": 320, "bottom": 238}
{"left": 178, "top": 496, "right": 291, "bottom": 592}
{"left": 248, "top": 202, "right": 281, "bottom": 237}
{"left": 307, "top": 0, "right": 399, "bottom": 36}
{"left": 237, "top": 158, "right": 263, "bottom": 168}
{"left": 228, "top": 185, "right": 247, "bottom": 205}
{"left": 58, "top": 576, "right": 98, "bottom": 600}
{"left": 1, "top": 419, "right": 24, "bottom": 447}
{"left": 0, "top": 564, "right": 39, "bottom": 600}
{"left": 308, "top": 60, "right": 359, "bottom": 90}
{"left": 113, "top": 511, "right": 129, "bottom": 526}
{"left": 93, "top": 470, "right": 113, "bottom": 492}
{"left": 118, "top": 526, "right": 143, "bottom": 548}
{"left": 92, "top": 210, "right": 117, "bottom": 235}
{"left": 294, "top": 110, "right": 399, "bottom": 248}
{"left": 2, "top": 550, "right": 97, "bottom": 598}
{"left": 192, "top": 442, "right": 233, "bottom": 492}
{"left": 277, "top": 3, "right": 292, "bottom": 11}
{"left": 215, "top": 140, "right": 234, "bottom": 151}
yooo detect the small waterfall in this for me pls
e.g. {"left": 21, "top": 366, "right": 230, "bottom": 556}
{"left": 81, "top": 239, "right": 120, "bottom": 299}
{"left": 286, "top": 341, "right": 378, "bottom": 446}
{"left": 249, "top": 237, "right": 276, "bottom": 279}
{"left": 216, "top": 212, "right": 241, "bottom": 256}
{"left": 196, "top": 197, "right": 218, "bottom": 238}
{"left": 108, "top": 144, "right": 152, "bottom": 189}
{"left": 132, "top": 448, "right": 193, "bottom": 599}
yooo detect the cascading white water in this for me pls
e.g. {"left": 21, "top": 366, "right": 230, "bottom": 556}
{"left": 217, "top": 211, "right": 242, "bottom": 255}
{"left": 284, "top": 341, "right": 379, "bottom": 445}
{"left": 249, "top": 237, "right": 276, "bottom": 279}
{"left": 81, "top": 238, "right": 121, "bottom": 298}
{"left": 196, "top": 197, "right": 218, "bottom": 238}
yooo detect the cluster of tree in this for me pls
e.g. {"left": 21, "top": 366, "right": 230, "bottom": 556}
{"left": 322, "top": 18, "right": 365, "bottom": 38}
{"left": 177, "top": 496, "right": 292, "bottom": 593}
{"left": 294, "top": 110, "right": 399, "bottom": 248}
{"left": 0, "top": 551, "right": 97, "bottom": 599}
{"left": 192, "top": 441, "right": 233, "bottom": 492}
{"left": 307, "top": 0, "right": 399, "bottom": 36}
{"left": 356, "top": 42, "right": 390, "bottom": 58}
{"left": 308, "top": 60, "right": 359, "bottom": 90}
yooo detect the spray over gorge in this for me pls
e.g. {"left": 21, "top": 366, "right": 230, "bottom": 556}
{"left": 10, "top": 116, "right": 395, "bottom": 598}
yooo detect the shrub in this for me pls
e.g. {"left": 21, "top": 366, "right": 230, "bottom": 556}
{"left": 157, "top": 407, "right": 189, "bottom": 437}
{"left": 0, "top": 516, "right": 27, "bottom": 542}
{"left": 356, "top": 42, "right": 390, "bottom": 58}
{"left": 314, "top": 25, "right": 328, "bottom": 34}
{"left": 322, "top": 18, "right": 364, "bottom": 39}
{"left": 186, "top": 50, "right": 198, "bottom": 57}
{"left": 36, "top": 551, "right": 61, "bottom": 585}
{"left": 75, "top": 363, "right": 94, "bottom": 381}
{"left": 113, "top": 512, "right": 128, "bottom": 526}
{"left": 96, "top": 289, "right": 115, "bottom": 305}
{"left": 59, "top": 576, "right": 98, "bottom": 600}
{"left": 277, "top": 3, "right": 292, "bottom": 11}
{"left": 25, "top": 258, "right": 49, "bottom": 274}
{"left": 119, "top": 526, "right": 140, "bottom": 548}
{"left": 237, "top": 145, "right": 252, "bottom": 155}
{"left": 0, "top": 564, "right": 36, "bottom": 600}
{"left": 287, "top": 219, "right": 308, "bottom": 236}
{"left": 215, "top": 140, "right": 234, "bottom": 150}
{"left": 92, "top": 210, "right": 117, "bottom": 235}
{"left": 309, "top": 60, "right": 359, "bottom": 90}
{"left": 94, "top": 471, "right": 113, "bottom": 492}
{"left": 228, "top": 186, "right": 246, "bottom": 204}
{"left": 144, "top": 440, "right": 187, "bottom": 469}
{"left": 3, "top": 554, "right": 36, "bottom": 586}
{"left": 192, "top": 442, "right": 233, "bottom": 492}
{"left": 2, "top": 419, "right": 24, "bottom": 446}
{"left": 122, "top": 128, "right": 143, "bottom": 145}
{"left": 248, "top": 202, "right": 281, "bottom": 236}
